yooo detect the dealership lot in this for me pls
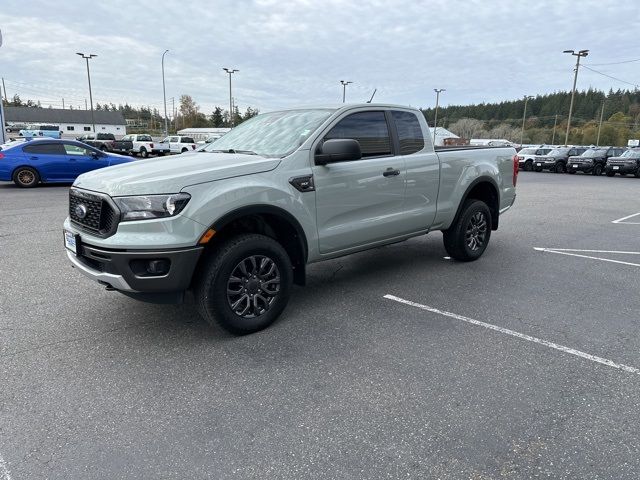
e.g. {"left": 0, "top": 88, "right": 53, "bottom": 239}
{"left": 1, "top": 173, "right": 639, "bottom": 479}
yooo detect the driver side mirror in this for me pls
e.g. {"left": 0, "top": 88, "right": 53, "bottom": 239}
{"left": 315, "top": 139, "right": 362, "bottom": 165}
{"left": 91, "top": 151, "right": 103, "bottom": 159}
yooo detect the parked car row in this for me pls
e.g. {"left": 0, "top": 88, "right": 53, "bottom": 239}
{"left": 74, "top": 133, "right": 197, "bottom": 157}
{"left": 518, "top": 145, "right": 640, "bottom": 177}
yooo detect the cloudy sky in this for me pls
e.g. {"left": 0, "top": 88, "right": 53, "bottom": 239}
{"left": 0, "top": 0, "right": 638, "bottom": 115}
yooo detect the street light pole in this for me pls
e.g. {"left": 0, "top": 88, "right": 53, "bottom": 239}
{"left": 162, "top": 49, "right": 169, "bottom": 136}
{"left": 76, "top": 52, "right": 97, "bottom": 133}
{"left": 223, "top": 68, "right": 239, "bottom": 127}
{"left": 563, "top": 49, "right": 589, "bottom": 146}
{"left": 433, "top": 88, "right": 445, "bottom": 145}
{"left": 551, "top": 114, "right": 558, "bottom": 145}
{"left": 520, "top": 95, "right": 533, "bottom": 147}
{"left": 340, "top": 80, "right": 353, "bottom": 103}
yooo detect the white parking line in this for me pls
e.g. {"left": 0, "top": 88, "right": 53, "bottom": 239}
{"left": 0, "top": 452, "right": 12, "bottom": 480}
{"left": 534, "top": 247, "right": 640, "bottom": 268}
{"left": 612, "top": 212, "right": 640, "bottom": 224}
{"left": 384, "top": 294, "right": 640, "bottom": 376}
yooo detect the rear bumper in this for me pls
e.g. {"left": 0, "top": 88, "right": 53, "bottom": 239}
{"left": 66, "top": 242, "right": 203, "bottom": 293}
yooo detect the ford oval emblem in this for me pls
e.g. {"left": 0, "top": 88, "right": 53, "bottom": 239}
{"left": 75, "top": 204, "right": 88, "bottom": 219}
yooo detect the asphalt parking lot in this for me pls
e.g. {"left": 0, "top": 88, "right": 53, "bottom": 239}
{"left": 1, "top": 172, "right": 639, "bottom": 479}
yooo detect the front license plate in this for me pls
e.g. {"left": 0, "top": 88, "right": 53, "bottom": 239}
{"left": 573, "top": 165, "right": 578, "bottom": 168}
{"left": 64, "top": 229, "right": 80, "bottom": 254}
{"left": 537, "top": 163, "right": 541, "bottom": 166}
{"left": 613, "top": 166, "right": 620, "bottom": 170}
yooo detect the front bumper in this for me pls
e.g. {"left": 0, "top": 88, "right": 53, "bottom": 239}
{"left": 535, "top": 160, "right": 557, "bottom": 170}
{"left": 66, "top": 241, "right": 203, "bottom": 293}
{"left": 566, "top": 162, "right": 593, "bottom": 173}
{"left": 605, "top": 164, "right": 637, "bottom": 174}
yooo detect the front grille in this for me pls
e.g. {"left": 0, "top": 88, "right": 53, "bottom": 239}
{"left": 69, "top": 189, "right": 118, "bottom": 237}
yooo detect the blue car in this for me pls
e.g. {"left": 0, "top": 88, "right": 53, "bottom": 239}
{"left": 0, "top": 138, "right": 134, "bottom": 188}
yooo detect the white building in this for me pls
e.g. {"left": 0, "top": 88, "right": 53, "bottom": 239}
{"left": 5, "top": 106, "right": 127, "bottom": 137}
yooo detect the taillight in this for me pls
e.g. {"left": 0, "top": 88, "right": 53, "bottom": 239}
{"left": 0, "top": 153, "right": 4, "bottom": 159}
{"left": 150, "top": 143, "right": 154, "bottom": 148}
{"left": 513, "top": 154, "right": 519, "bottom": 186}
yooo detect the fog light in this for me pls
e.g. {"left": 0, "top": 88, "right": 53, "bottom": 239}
{"left": 146, "top": 259, "right": 170, "bottom": 275}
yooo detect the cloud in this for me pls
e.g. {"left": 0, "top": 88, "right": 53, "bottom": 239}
{"left": 0, "top": 0, "right": 638, "bottom": 114}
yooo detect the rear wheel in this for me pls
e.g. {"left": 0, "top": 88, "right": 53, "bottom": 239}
{"left": 13, "top": 167, "right": 40, "bottom": 188}
{"left": 593, "top": 164, "right": 603, "bottom": 176}
{"left": 139, "top": 147, "right": 148, "bottom": 158}
{"left": 524, "top": 161, "right": 533, "bottom": 172}
{"left": 181, "top": 147, "right": 188, "bottom": 153}
{"left": 100, "top": 145, "right": 108, "bottom": 151}
{"left": 443, "top": 200, "right": 492, "bottom": 262}
{"left": 554, "top": 162, "right": 565, "bottom": 174}
{"left": 194, "top": 234, "right": 293, "bottom": 335}
{"left": 635, "top": 168, "right": 640, "bottom": 178}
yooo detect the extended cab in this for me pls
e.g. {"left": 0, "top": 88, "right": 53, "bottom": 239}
{"left": 113, "top": 134, "right": 170, "bottom": 157}
{"left": 162, "top": 135, "right": 197, "bottom": 154}
{"left": 566, "top": 146, "right": 625, "bottom": 175}
{"left": 63, "top": 105, "right": 517, "bottom": 334}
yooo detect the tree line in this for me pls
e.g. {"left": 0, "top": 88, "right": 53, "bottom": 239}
{"left": 3, "top": 94, "right": 259, "bottom": 132}
{"left": 423, "top": 88, "right": 640, "bottom": 146}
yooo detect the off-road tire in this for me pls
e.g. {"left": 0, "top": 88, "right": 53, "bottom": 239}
{"left": 443, "top": 199, "right": 492, "bottom": 262}
{"left": 194, "top": 234, "right": 293, "bottom": 335}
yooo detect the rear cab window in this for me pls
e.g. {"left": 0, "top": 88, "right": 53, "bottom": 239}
{"left": 391, "top": 111, "right": 424, "bottom": 155}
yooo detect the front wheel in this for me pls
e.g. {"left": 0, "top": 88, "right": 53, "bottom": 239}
{"left": 13, "top": 167, "right": 40, "bottom": 188}
{"left": 635, "top": 168, "right": 640, "bottom": 178}
{"left": 181, "top": 147, "right": 188, "bottom": 153}
{"left": 524, "top": 161, "right": 533, "bottom": 172}
{"left": 605, "top": 171, "right": 615, "bottom": 177}
{"left": 554, "top": 162, "right": 565, "bottom": 174}
{"left": 443, "top": 200, "right": 492, "bottom": 262}
{"left": 593, "top": 164, "right": 603, "bottom": 176}
{"left": 194, "top": 234, "right": 293, "bottom": 334}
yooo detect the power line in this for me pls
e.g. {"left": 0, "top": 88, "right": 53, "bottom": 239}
{"left": 586, "top": 58, "right": 640, "bottom": 66}
{"left": 581, "top": 66, "right": 639, "bottom": 89}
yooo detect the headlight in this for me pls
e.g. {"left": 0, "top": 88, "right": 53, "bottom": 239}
{"left": 113, "top": 193, "right": 191, "bottom": 221}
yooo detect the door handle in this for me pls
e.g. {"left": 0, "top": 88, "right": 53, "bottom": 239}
{"left": 68, "top": 158, "right": 77, "bottom": 162}
{"left": 29, "top": 156, "right": 39, "bottom": 160}
{"left": 383, "top": 168, "right": 400, "bottom": 177}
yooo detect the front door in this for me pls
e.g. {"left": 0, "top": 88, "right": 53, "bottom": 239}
{"left": 63, "top": 143, "right": 107, "bottom": 177}
{"left": 313, "top": 111, "right": 407, "bottom": 254}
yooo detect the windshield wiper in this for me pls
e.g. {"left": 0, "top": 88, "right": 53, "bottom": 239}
{"left": 208, "top": 148, "right": 258, "bottom": 155}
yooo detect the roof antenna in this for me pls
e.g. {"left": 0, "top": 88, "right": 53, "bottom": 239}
{"left": 366, "top": 89, "right": 377, "bottom": 103}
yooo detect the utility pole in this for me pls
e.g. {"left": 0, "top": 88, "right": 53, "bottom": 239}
{"left": 62, "top": 98, "right": 65, "bottom": 109}
{"left": 162, "top": 49, "right": 169, "bottom": 136}
{"left": 520, "top": 95, "right": 534, "bottom": 147}
{"left": 0, "top": 32, "right": 5, "bottom": 144}
{"left": 433, "top": 88, "right": 445, "bottom": 145}
{"left": 340, "top": 80, "right": 353, "bottom": 103}
{"left": 1, "top": 77, "right": 7, "bottom": 104}
{"left": 223, "top": 68, "right": 239, "bottom": 127}
{"left": 171, "top": 97, "right": 175, "bottom": 134}
{"left": 596, "top": 100, "right": 605, "bottom": 146}
{"left": 551, "top": 114, "right": 558, "bottom": 145}
{"left": 77, "top": 52, "right": 97, "bottom": 132}
{"left": 563, "top": 49, "right": 589, "bottom": 145}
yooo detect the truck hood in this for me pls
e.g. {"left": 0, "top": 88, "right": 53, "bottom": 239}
{"left": 74, "top": 152, "right": 281, "bottom": 196}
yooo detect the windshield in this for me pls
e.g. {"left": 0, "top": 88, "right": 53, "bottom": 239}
{"left": 520, "top": 148, "right": 537, "bottom": 154}
{"left": 547, "top": 148, "right": 569, "bottom": 156}
{"left": 203, "top": 109, "right": 335, "bottom": 157}
{"left": 581, "top": 149, "right": 606, "bottom": 157}
{"left": 621, "top": 149, "right": 640, "bottom": 158}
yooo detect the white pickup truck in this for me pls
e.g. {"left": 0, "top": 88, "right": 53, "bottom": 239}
{"left": 112, "top": 134, "right": 170, "bottom": 158}
{"left": 162, "top": 135, "right": 198, "bottom": 154}
{"left": 64, "top": 104, "right": 517, "bottom": 334}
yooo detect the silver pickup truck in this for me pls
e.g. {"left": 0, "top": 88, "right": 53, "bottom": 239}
{"left": 63, "top": 104, "right": 517, "bottom": 334}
